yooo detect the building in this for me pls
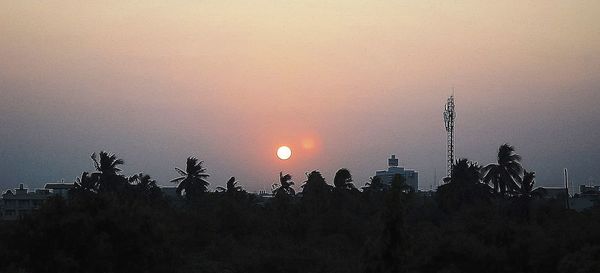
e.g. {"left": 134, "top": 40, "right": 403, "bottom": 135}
{"left": 527, "top": 185, "right": 600, "bottom": 212}
{"left": 569, "top": 197, "right": 596, "bottom": 212}
{"left": 2, "top": 184, "right": 50, "bottom": 220}
{"left": 532, "top": 187, "right": 569, "bottom": 200}
{"left": 568, "top": 185, "right": 600, "bottom": 211}
{"left": 375, "top": 155, "right": 419, "bottom": 191}
{"left": 45, "top": 183, "right": 75, "bottom": 198}
{"left": 1, "top": 183, "right": 74, "bottom": 221}
{"left": 579, "top": 185, "right": 600, "bottom": 197}
{"left": 159, "top": 187, "right": 180, "bottom": 200}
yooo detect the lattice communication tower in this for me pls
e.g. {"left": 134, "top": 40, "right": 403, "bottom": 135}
{"left": 443, "top": 94, "right": 456, "bottom": 178}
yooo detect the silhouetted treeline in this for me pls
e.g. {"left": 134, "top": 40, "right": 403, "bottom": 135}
{"left": 0, "top": 146, "right": 599, "bottom": 273}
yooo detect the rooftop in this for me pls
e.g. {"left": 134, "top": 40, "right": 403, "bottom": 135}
{"left": 45, "top": 183, "right": 75, "bottom": 190}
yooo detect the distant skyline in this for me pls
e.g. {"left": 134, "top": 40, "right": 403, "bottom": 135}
{"left": 1, "top": 1, "right": 599, "bottom": 192}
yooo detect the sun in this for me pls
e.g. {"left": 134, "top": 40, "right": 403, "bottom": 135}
{"left": 277, "top": 146, "right": 292, "bottom": 160}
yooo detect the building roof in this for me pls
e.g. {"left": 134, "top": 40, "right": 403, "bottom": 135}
{"left": 160, "top": 187, "right": 180, "bottom": 199}
{"left": 532, "top": 187, "right": 568, "bottom": 198}
{"left": 2, "top": 192, "right": 50, "bottom": 200}
{"left": 44, "top": 183, "right": 75, "bottom": 190}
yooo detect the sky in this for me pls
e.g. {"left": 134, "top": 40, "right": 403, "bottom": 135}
{"left": 1, "top": 1, "right": 599, "bottom": 192}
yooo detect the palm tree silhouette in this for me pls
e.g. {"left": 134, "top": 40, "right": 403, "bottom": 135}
{"left": 334, "top": 168, "right": 356, "bottom": 190}
{"left": 272, "top": 172, "right": 295, "bottom": 197}
{"left": 482, "top": 144, "right": 523, "bottom": 196}
{"left": 91, "top": 151, "right": 124, "bottom": 175}
{"left": 129, "top": 173, "right": 158, "bottom": 192}
{"left": 515, "top": 170, "right": 536, "bottom": 199}
{"left": 90, "top": 151, "right": 127, "bottom": 192}
{"left": 73, "top": 172, "right": 99, "bottom": 193}
{"left": 170, "top": 157, "right": 210, "bottom": 199}
{"left": 216, "top": 177, "right": 243, "bottom": 194}
{"left": 449, "top": 159, "right": 484, "bottom": 186}
{"left": 128, "top": 173, "right": 162, "bottom": 200}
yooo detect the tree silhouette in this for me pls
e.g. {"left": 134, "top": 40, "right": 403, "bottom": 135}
{"left": 170, "top": 157, "right": 210, "bottom": 199}
{"left": 272, "top": 172, "right": 295, "bottom": 197}
{"left": 437, "top": 158, "right": 492, "bottom": 211}
{"left": 334, "top": 168, "right": 356, "bottom": 190}
{"left": 301, "top": 170, "right": 332, "bottom": 197}
{"left": 128, "top": 173, "right": 162, "bottom": 200}
{"left": 73, "top": 171, "right": 99, "bottom": 194}
{"left": 452, "top": 159, "right": 482, "bottom": 184}
{"left": 90, "top": 151, "right": 128, "bottom": 192}
{"left": 482, "top": 144, "right": 523, "bottom": 196}
{"left": 391, "top": 174, "right": 413, "bottom": 194}
{"left": 363, "top": 176, "right": 411, "bottom": 273}
{"left": 513, "top": 169, "right": 537, "bottom": 221}
{"left": 515, "top": 170, "right": 536, "bottom": 199}
{"left": 91, "top": 151, "right": 123, "bottom": 175}
{"left": 129, "top": 173, "right": 154, "bottom": 189}
{"left": 7, "top": 149, "right": 600, "bottom": 273}
{"left": 216, "top": 177, "right": 244, "bottom": 194}
{"left": 300, "top": 170, "right": 332, "bottom": 214}
{"left": 363, "top": 176, "right": 387, "bottom": 193}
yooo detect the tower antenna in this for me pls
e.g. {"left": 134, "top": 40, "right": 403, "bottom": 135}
{"left": 434, "top": 167, "right": 438, "bottom": 188}
{"left": 443, "top": 91, "right": 456, "bottom": 178}
{"left": 564, "top": 168, "right": 570, "bottom": 209}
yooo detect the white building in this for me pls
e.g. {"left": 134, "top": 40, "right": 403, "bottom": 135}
{"left": 375, "top": 155, "right": 419, "bottom": 191}
{"left": 45, "top": 183, "right": 74, "bottom": 198}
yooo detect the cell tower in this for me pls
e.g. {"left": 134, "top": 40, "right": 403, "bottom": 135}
{"left": 443, "top": 91, "right": 456, "bottom": 178}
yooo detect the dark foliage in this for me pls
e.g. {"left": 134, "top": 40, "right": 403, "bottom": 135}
{"left": 362, "top": 176, "right": 388, "bottom": 193}
{"left": 1, "top": 148, "right": 599, "bottom": 273}
{"left": 272, "top": 172, "right": 295, "bottom": 198}
{"left": 437, "top": 158, "right": 493, "bottom": 211}
{"left": 334, "top": 168, "right": 356, "bottom": 190}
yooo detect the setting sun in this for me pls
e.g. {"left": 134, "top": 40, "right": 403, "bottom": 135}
{"left": 276, "top": 146, "right": 292, "bottom": 160}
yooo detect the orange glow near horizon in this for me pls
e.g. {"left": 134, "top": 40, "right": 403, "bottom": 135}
{"left": 302, "top": 138, "right": 315, "bottom": 150}
{"left": 0, "top": 1, "right": 599, "bottom": 191}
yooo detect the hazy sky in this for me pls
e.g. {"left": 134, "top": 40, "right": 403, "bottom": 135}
{"left": 1, "top": 1, "right": 599, "bottom": 192}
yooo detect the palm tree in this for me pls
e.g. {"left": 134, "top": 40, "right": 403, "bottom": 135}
{"left": 334, "top": 168, "right": 356, "bottom": 190}
{"left": 272, "top": 172, "right": 295, "bottom": 197}
{"left": 514, "top": 169, "right": 536, "bottom": 221}
{"left": 129, "top": 173, "right": 158, "bottom": 191}
{"left": 91, "top": 151, "right": 124, "bottom": 175}
{"left": 170, "top": 157, "right": 210, "bottom": 199}
{"left": 515, "top": 170, "right": 536, "bottom": 199}
{"left": 216, "top": 177, "right": 243, "bottom": 194}
{"left": 90, "top": 151, "right": 127, "bottom": 192}
{"left": 449, "top": 159, "right": 483, "bottom": 186}
{"left": 482, "top": 144, "right": 523, "bottom": 196}
{"left": 73, "top": 172, "right": 99, "bottom": 194}
{"left": 129, "top": 173, "right": 161, "bottom": 199}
